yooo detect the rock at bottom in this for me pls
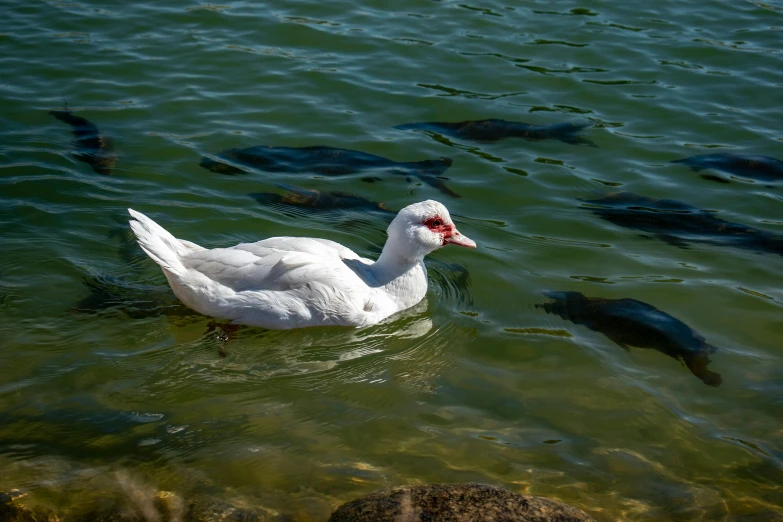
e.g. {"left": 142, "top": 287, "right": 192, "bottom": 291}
{"left": 0, "top": 490, "right": 59, "bottom": 522}
{"left": 328, "top": 483, "right": 594, "bottom": 522}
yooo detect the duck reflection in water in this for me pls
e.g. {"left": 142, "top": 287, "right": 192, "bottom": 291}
{"left": 395, "top": 119, "right": 596, "bottom": 147}
{"left": 199, "top": 145, "right": 460, "bottom": 198}
{"left": 582, "top": 191, "right": 783, "bottom": 256}
{"left": 671, "top": 152, "right": 783, "bottom": 184}
{"left": 538, "top": 291, "right": 722, "bottom": 387}
{"left": 50, "top": 108, "right": 116, "bottom": 175}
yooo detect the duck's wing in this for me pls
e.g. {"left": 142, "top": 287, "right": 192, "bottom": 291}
{"left": 237, "top": 236, "right": 359, "bottom": 259}
{"left": 180, "top": 237, "right": 371, "bottom": 293}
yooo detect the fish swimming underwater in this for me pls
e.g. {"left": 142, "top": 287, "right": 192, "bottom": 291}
{"left": 50, "top": 109, "right": 116, "bottom": 175}
{"left": 671, "top": 153, "right": 783, "bottom": 183}
{"left": 395, "top": 119, "right": 596, "bottom": 146}
{"left": 538, "top": 291, "right": 722, "bottom": 387}
{"left": 249, "top": 185, "right": 396, "bottom": 217}
{"left": 200, "top": 145, "right": 460, "bottom": 198}
{"left": 582, "top": 191, "right": 783, "bottom": 256}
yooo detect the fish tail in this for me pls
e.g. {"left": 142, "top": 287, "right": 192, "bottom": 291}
{"left": 50, "top": 109, "right": 76, "bottom": 124}
{"left": 559, "top": 122, "right": 596, "bottom": 147}
{"left": 569, "top": 122, "right": 592, "bottom": 133}
{"left": 417, "top": 174, "right": 461, "bottom": 198}
{"left": 536, "top": 291, "right": 568, "bottom": 316}
{"left": 560, "top": 135, "right": 598, "bottom": 147}
{"left": 685, "top": 352, "right": 722, "bottom": 387}
{"left": 699, "top": 369, "right": 723, "bottom": 387}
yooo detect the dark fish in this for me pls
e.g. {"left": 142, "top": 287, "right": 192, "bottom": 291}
{"left": 582, "top": 191, "right": 783, "bottom": 255}
{"left": 50, "top": 109, "right": 116, "bottom": 175}
{"left": 200, "top": 145, "right": 460, "bottom": 198}
{"left": 249, "top": 185, "right": 396, "bottom": 216}
{"left": 395, "top": 119, "right": 596, "bottom": 146}
{"left": 672, "top": 153, "right": 783, "bottom": 183}
{"left": 199, "top": 157, "right": 244, "bottom": 175}
{"left": 538, "top": 291, "right": 722, "bottom": 387}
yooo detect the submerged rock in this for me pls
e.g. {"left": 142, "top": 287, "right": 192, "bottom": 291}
{"left": 154, "top": 492, "right": 185, "bottom": 522}
{"left": 0, "top": 490, "right": 59, "bottom": 522}
{"left": 1, "top": 487, "right": 280, "bottom": 522}
{"left": 187, "top": 500, "right": 274, "bottom": 522}
{"left": 328, "top": 483, "right": 594, "bottom": 522}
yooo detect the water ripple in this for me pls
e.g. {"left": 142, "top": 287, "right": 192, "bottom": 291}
{"left": 2, "top": 0, "right": 783, "bottom": 518}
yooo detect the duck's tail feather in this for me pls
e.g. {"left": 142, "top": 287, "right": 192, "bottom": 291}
{"left": 128, "top": 209, "right": 197, "bottom": 276}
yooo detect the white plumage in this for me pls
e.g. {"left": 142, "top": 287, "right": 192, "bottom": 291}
{"left": 128, "top": 200, "right": 476, "bottom": 329}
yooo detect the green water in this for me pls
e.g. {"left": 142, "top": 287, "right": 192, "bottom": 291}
{"left": 1, "top": 0, "right": 782, "bottom": 520}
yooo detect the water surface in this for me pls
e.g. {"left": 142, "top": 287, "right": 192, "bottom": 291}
{"left": 1, "top": 0, "right": 782, "bottom": 520}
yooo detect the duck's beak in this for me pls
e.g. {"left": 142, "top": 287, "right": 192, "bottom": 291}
{"left": 445, "top": 229, "right": 477, "bottom": 248}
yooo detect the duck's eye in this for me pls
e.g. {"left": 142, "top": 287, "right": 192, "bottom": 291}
{"left": 432, "top": 219, "right": 442, "bottom": 227}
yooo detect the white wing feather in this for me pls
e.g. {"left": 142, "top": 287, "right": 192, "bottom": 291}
{"left": 181, "top": 237, "right": 371, "bottom": 292}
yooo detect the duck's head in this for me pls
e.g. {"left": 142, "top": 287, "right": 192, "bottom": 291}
{"left": 386, "top": 200, "right": 476, "bottom": 260}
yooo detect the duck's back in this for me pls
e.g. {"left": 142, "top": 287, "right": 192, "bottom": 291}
{"left": 171, "top": 237, "right": 391, "bottom": 328}
{"left": 181, "top": 237, "right": 367, "bottom": 291}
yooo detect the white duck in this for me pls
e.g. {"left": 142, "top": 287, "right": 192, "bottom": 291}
{"left": 128, "top": 200, "right": 476, "bottom": 329}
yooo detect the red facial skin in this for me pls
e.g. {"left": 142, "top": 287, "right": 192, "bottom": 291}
{"left": 424, "top": 215, "right": 454, "bottom": 245}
